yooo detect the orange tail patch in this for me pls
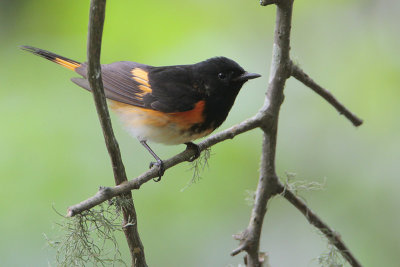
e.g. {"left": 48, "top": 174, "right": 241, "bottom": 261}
{"left": 21, "top": 46, "right": 81, "bottom": 72}
{"left": 54, "top": 57, "right": 81, "bottom": 71}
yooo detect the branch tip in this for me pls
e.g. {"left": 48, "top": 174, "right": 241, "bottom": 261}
{"left": 66, "top": 209, "right": 74, "bottom": 218}
{"left": 232, "top": 233, "right": 244, "bottom": 241}
{"left": 260, "top": 0, "right": 277, "bottom": 6}
{"left": 282, "top": 188, "right": 363, "bottom": 267}
{"left": 290, "top": 62, "right": 363, "bottom": 127}
{"left": 231, "top": 244, "right": 247, "bottom": 256}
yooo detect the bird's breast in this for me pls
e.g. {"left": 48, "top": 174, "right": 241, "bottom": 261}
{"left": 109, "top": 100, "right": 213, "bottom": 145}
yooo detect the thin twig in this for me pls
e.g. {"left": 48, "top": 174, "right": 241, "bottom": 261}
{"left": 86, "top": 0, "right": 146, "bottom": 266}
{"left": 260, "top": 0, "right": 277, "bottom": 6}
{"left": 67, "top": 116, "right": 262, "bottom": 215}
{"left": 291, "top": 62, "right": 363, "bottom": 127}
{"left": 282, "top": 189, "right": 363, "bottom": 267}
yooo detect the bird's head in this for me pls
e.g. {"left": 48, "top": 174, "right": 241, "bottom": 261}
{"left": 193, "top": 57, "right": 261, "bottom": 97}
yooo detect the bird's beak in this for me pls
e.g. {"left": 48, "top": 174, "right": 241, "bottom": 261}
{"left": 234, "top": 72, "right": 261, "bottom": 82}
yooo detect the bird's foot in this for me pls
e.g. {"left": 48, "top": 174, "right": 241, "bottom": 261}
{"left": 185, "top": 142, "right": 201, "bottom": 162}
{"left": 149, "top": 160, "right": 165, "bottom": 182}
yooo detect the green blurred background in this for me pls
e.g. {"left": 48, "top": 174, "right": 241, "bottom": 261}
{"left": 1, "top": 0, "right": 399, "bottom": 266}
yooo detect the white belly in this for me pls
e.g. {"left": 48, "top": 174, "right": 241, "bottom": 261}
{"left": 110, "top": 101, "right": 212, "bottom": 145}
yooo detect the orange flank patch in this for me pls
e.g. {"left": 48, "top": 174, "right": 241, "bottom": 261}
{"left": 109, "top": 100, "right": 211, "bottom": 144}
{"left": 54, "top": 57, "right": 80, "bottom": 71}
{"left": 171, "top": 100, "right": 205, "bottom": 127}
{"left": 109, "top": 100, "right": 206, "bottom": 129}
{"left": 131, "top": 68, "right": 150, "bottom": 87}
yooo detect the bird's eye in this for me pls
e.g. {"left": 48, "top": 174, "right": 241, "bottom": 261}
{"left": 218, "top": 73, "right": 227, "bottom": 80}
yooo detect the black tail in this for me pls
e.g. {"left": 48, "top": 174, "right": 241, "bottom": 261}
{"left": 20, "top": 45, "right": 81, "bottom": 71}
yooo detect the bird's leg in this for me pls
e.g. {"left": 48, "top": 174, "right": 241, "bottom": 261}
{"left": 140, "top": 140, "right": 165, "bottom": 182}
{"left": 185, "top": 142, "right": 201, "bottom": 162}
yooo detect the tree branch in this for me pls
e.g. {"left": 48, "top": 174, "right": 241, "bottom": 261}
{"left": 67, "top": 115, "right": 262, "bottom": 215}
{"left": 86, "top": 0, "right": 147, "bottom": 266}
{"left": 291, "top": 62, "right": 363, "bottom": 127}
{"left": 231, "top": 1, "right": 294, "bottom": 266}
{"left": 231, "top": 1, "right": 363, "bottom": 266}
{"left": 282, "top": 189, "right": 363, "bottom": 267}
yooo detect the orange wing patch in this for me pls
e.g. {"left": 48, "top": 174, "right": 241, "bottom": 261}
{"left": 138, "top": 84, "right": 152, "bottom": 94}
{"left": 131, "top": 68, "right": 152, "bottom": 95}
{"left": 131, "top": 68, "right": 149, "bottom": 85}
{"left": 54, "top": 57, "right": 80, "bottom": 71}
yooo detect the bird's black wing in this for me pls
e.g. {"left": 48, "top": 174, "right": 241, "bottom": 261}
{"left": 71, "top": 61, "right": 152, "bottom": 107}
{"left": 71, "top": 62, "right": 202, "bottom": 112}
{"left": 144, "top": 65, "right": 202, "bottom": 112}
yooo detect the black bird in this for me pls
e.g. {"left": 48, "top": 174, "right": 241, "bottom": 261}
{"left": 21, "top": 45, "right": 261, "bottom": 181}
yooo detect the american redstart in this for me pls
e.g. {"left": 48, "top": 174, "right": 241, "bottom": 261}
{"left": 21, "top": 45, "right": 261, "bottom": 181}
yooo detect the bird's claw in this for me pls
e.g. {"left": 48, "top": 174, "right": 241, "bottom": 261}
{"left": 149, "top": 160, "right": 165, "bottom": 182}
{"left": 185, "top": 142, "right": 201, "bottom": 162}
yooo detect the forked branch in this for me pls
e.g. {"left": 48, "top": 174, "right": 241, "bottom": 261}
{"left": 230, "top": 1, "right": 363, "bottom": 266}
{"left": 230, "top": 1, "right": 293, "bottom": 265}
